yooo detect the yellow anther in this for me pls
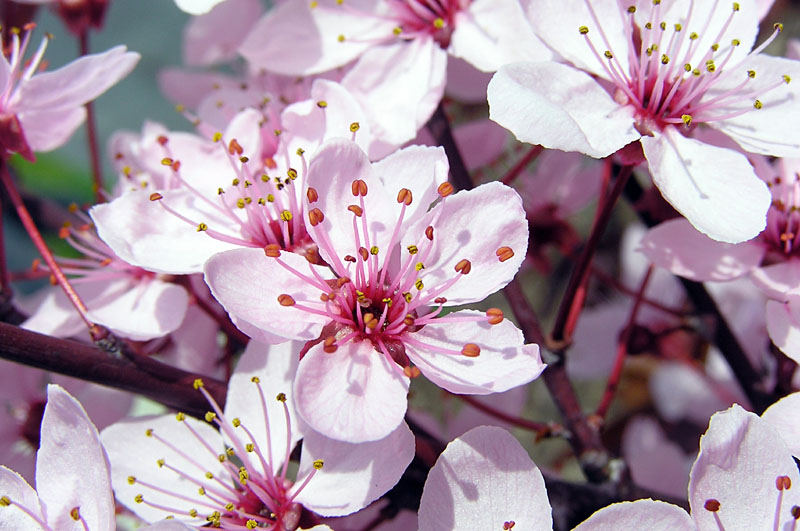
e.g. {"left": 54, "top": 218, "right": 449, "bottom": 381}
{"left": 218, "top": 454, "right": 226, "bottom": 462}
{"left": 338, "top": 33, "right": 346, "bottom": 42}
{"left": 349, "top": 122, "right": 360, "bottom": 132}
{"left": 197, "top": 223, "right": 208, "bottom": 232}
{"left": 784, "top": 74, "right": 792, "bottom": 84}
{"left": 176, "top": 412, "right": 186, "bottom": 421}
{"left": 645, "top": 22, "right": 652, "bottom": 30}
{"left": 212, "top": 132, "right": 222, "bottom": 142}
{"left": 659, "top": 22, "right": 666, "bottom": 30}
{"left": 579, "top": 25, "right": 589, "bottom": 35}
{"left": 70, "top": 507, "right": 80, "bottom": 521}
{"left": 733, "top": 2, "right": 740, "bottom": 11}
{"left": 415, "top": 279, "right": 424, "bottom": 290}
{"left": 189, "top": 509, "right": 198, "bottom": 518}
{"left": 232, "top": 178, "right": 240, "bottom": 186}
{"left": 246, "top": 521, "right": 258, "bottom": 530}
{"left": 674, "top": 23, "right": 682, "bottom": 31}
{"left": 754, "top": 99, "right": 763, "bottom": 109}
{"left": 236, "top": 198, "right": 246, "bottom": 209}
{"left": 393, "top": 26, "right": 402, "bottom": 35}
{"left": 193, "top": 378, "right": 204, "bottom": 390}
{"left": 748, "top": 70, "right": 756, "bottom": 78}
{"left": 690, "top": 31, "right": 698, "bottom": 40}
{"left": 310, "top": 0, "right": 318, "bottom": 6}
{"left": 145, "top": 429, "right": 153, "bottom": 437}
{"left": 296, "top": 147, "right": 305, "bottom": 156}
{"left": 205, "top": 472, "right": 213, "bottom": 479}
{"left": 134, "top": 494, "right": 143, "bottom": 504}
{"left": 157, "top": 459, "right": 165, "bottom": 468}
{"left": 313, "top": 459, "right": 324, "bottom": 470}
{"left": 370, "top": 246, "right": 379, "bottom": 255}
{"left": 711, "top": 43, "right": 719, "bottom": 51}
{"left": 160, "top": 157, "right": 173, "bottom": 166}
{"left": 251, "top": 376, "right": 260, "bottom": 384}
{"left": 277, "top": 392, "right": 287, "bottom": 402}
{"left": 682, "top": 114, "right": 693, "bottom": 127}
{"left": 407, "top": 245, "right": 418, "bottom": 254}
{"left": 205, "top": 412, "right": 216, "bottom": 423}
{"left": 225, "top": 503, "right": 234, "bottom": 511}
{"left": 127, "top": 476, "right": 136, "bottom": 485}
{"left": 280, "top": 210, "right": 293, "bottom": 222}
{"left": 661, "top": 54, "right": 669, "bottom": 65}
{"left": 731, "top": 38, "right": 740, "bottom": 46}
{"left": 604, "top": 50, "right": 613, "bottom": 59}
{"left": 433, "top": 17, "right": 444, "bottom": 29}
{"left": 198, "top": 487, "right": 205, "bottom": 496}
{"left": 775, "top": 23, "right": 784, "bottom": 32}
{"left": 232, "top": 418, "right": 241, "bottom": 427}
{"left": 287, "top": 168, "right": 298, "bottom": 180}
{"left": 415, "top": 262, "right": 425, "bottom": 271}
{"left": 706, "top": 60, "right": 716, "bottom": 72}
{"left": 627, "top": 6, "right": 636, "bottom": 13}
{"left": 246, "top": 443, "right": 254, "bottom": 452}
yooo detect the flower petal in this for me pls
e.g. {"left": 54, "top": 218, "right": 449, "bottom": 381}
{"left": 407, "top": 312, "right": 544, "bottom": 395}
{"left": 35, "top": 384, "right": 114, "bottom": 531}
{"left": 765, "top": 298, "right": 800, "bottom": 364}
{"left": 182, "top": 0, "right": 263, "bottom": 66}
{"left": 761, "top": 391, "right": 800, "bottom": 459}
{"left": 418, "top": 426, "right": 552, "bottom": 531}
{"left": 294, "top": 340, "right": 409, "bottom": 443}
{"left": 641, "top": 127, "right": 771, "bottom": 243}
{"left": 488, "top": 61, "right": 638, "bottom": 158}
{"left": 0, "top": 466, "right": 45, "bottom": 530}
{"left": 574, "top": 499, "right": 693, "bottom": 530}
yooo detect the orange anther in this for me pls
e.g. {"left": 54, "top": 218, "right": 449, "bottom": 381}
{"left": 397, "top": 188, "right": 413, "bottom": 205}
{"left": 323, "top": 336, "right": 337, "bottom": 353}
{"left": 157, "top": 135, "right": 169, "bottom": 146}
{"left": 228, "top": 139, "right": 244, "bottom": 156}
{"left": 777, "top": 476, "right": 792, "bottom": 490}
{"left": 351, "top": 179, "right": 368, "bottom": 196}
{"left": 358, "top": 247, "right": 369, "bottom": 261}
{"left": 461, "top": 343, "right": 481, "bottom": 357}
{"left": 425, "top": 226, "right": 434, "bottom": 240}
{"left": 307, "top": 187, "right": 319, "bottom": 203}
{"left": 454, "top": 259, "right": 472, "bottom": 275}
{"left": 496, "top": 246, "right": 514, "bottom": 262}
{"left": 58, "top": 227, "right": 70, "bottom": 239}
{"left": 31, "top": 258, "right": 41, "bottom": 271}
{"left": 308, "top": 208, "right": 325, "bottom": 227}
{"left": 171, "top": 160, "right": 181, "bottom": 172}
{"left": 437, "top": 182, "right": 454, "bottom": 197}
{"left": 704, "top": 499, "right": 720, "bottom": 512}
{"left": 348, "top": 205, "right": 363, "bottom": 217}
{"left": 336, "top": 277, "right": 351, "bottom": 287}
{"left": 99, "top": 258, "right": 113, "bottom": 267}
{"left": 403, "top": 314, "right": 415, "bottom": 326}
{"left": 363, "top": 313, "right": 378, "bottom": 329}
{"left": 486, "top": 308, "right": 504, "bottom": 325}
{"left": 264, "top": 244, "right": 281, "bottom": 258}
{"left": 403, "top": 366, "right": 421, "bottom": 378}
{"left": 277, "top": 294, "right": 295, "bottom": 307}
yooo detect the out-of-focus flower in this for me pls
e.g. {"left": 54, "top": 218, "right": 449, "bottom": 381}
{"left": 575, "top": 402, "right": 800, "bottom": 530}
{"left": 418, "top": 425, "right": 553, "bottom": 531}
{"left": 489, "top": 0, "right": 800, "bottom": 243}
{"left": 205, "top": 139, "right": 543, "bottom": 442}
{"left": 102, "top": 340, "right": 414, "bottom": 529}
{"left": 0, "top": 26, "right": 138, "bottom": 160}
{"left": 173, "top": 0, "right": 227, "bottom": 15}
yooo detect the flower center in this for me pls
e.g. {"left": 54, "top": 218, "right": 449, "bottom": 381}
{"left": 763, "top": 173, "right": 800, "bottom": 259}
{"left": 387, "top": 0, "right": 467, "bottom": 47}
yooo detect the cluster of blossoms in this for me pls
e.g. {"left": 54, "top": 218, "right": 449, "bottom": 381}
{"left": 1, "top": 0, "right": 800, "bottom": 529}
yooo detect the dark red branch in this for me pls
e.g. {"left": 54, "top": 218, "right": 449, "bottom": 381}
{"left": 501, "top": 145, "right": 544, "bottom": 185}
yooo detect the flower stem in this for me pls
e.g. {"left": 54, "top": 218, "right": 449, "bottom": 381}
{"left": 79, "top": 30, "right": 105, "bottom": 203}
{"left": 501, "top": 145, "right": 544, "bottom": 185}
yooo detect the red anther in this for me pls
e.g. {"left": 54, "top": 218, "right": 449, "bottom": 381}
{"left": 323, "top": 336, "right": 337, "bottom": 353}
{"left": 704, "top": 499, "right": 721, "bottom": 512}
{"left": 792, "top": 506, "right": 800, "bottom": 519}
{"left": 461, "top": 343, "right": 481, "bottom": 357}
{"left": 425, "top": 226, "right": 434, "bottom": 240}
{"left": 58, "top": 227, "right": 70, "bottom": 239}
{"left": 264, "top": 157, "right": 277, "bottom": 169}
{"left": 157, "top": 135, "right": 168, "bottom": 146}
{"left": 49, "top": 274, "right": 57, "bottom": 286}
{"left": 31, "top": 258, "right": 41, "bottom": 271}
{"left": 171, "top": 160, "right": 181, "bottom": 172}
{"left": 397, "top": 188, "right": 413, "bottom": 205}
{"left": 434, "top": 297, "right": 447, "bottom": 304}
{"left": 777, "top": 475, "right": 792, "bottom": 490}
{"left": 344, "top": 255, "right": 357, "bottom": 263}
{"left": 228, "top": 138, "right": 244, "bottom": 156}
{"left": 496, "top": 246, "right": 514, "bottom": 262}
{"left": 348, "top": 205, "right": 363, "bottom": 217}
{"left": 358, "top": 247, "right": 369, "bottom": 261}
{"left": 264, "top": 244, "right": 281, "bottom": 258}
{"left": 454, "top": 259, "right": 472, "bottom": 275}
{"left": 437, "top": 182, "right": 454, "bottom": 197}
{"left": 307, "top": 187, "right": 319, "bottom": 203}
{"left": 114, "top": 152, "right": 124, "bottom": 160}
{"left": 503, "top": 522, "right": 515, "bottom": 530}
{"left": 486, "top": 308, "right": 504, "bottom": 325}
{"left": 351, "top": 179, "right": 368, "bottom": 196}
{"left": 23, "top": 22, "right": 36, "bottom": 31}
{"left": 78, "top": 224, "right": 92, "bottom": 232}
{"left": 403, "top": 366, "right": 421, "bottom": 378}
{"left": 308, "top": 208, "right": 325, "bottom": 227}
{"left": 277, "top": 294, "right": 296, "bottom": 307}
{"left": 99, "top": 258, "right": 112, "bottom": 267}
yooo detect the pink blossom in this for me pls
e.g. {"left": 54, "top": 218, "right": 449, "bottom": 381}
{"left": 102, "top": 340, "right": 414, "bottom": 528}
{"left": 489, "top": 0, "right": 800, "bottom": 243}
{"left": 204, "top": 139, "right": 543, "bottom": 442}
{"left": 575, "top": 402, "right": 800, "bottom": 530}
{"left": 0, "top": 26, "right": 138, "bottom": 160}
{"left": 173, "top": 0, "right": 227, "bottom": 15}
{"left": 418, "top": 425, "right": 553, "bottom": 530}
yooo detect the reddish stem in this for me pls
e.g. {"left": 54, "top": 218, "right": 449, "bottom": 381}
{"left": 591, "top": 265, "right": 686, "bottom": 317}
{"left": 0, "top": 160, "right": 104, "bottom": 339}
{"left": 79, "top": 31, "right": 105, "bottom": 203}
{"left": 457, "top": 393, "right": 558, "bottom": 435}
{"left": 501, "top": 145, "right": 544, "bottom": 185}
{"left": 595, "top": 265, "right": 653, "bottom": 419}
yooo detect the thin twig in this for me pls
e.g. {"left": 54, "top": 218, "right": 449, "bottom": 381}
{"left": 456, "top": 393, "right": 559, "bottom": 435}
{"left": 79, "top": 31, "right": 105, "bottom": 203}
{"left": 501, "top": 144, "right": 544, "bottom": 185}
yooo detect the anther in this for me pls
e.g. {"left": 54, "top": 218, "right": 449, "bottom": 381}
{"left": 351, "top": 179, "right": 368, "bottom": 196}
{"left": 425, "top": 226, "right": 434, "bottom": 240}
{"left": 397, "top": 188, "right": 413, "bottom": 205}
{"left": 149, "top": 192, "right": 162, "bottom": 201}
{"left": 278, "top": 294, "right": 296, "bottom": 306}
{"left": 280, "top": 210, "right": 293, "bottom": 222}
{"left": 307, "top": 187, "right": 319, "bottom": 203}
{"left": 175, "top": 412, "right": 186, "bottom": 421}
{"left": 754, "top": 99, "right": 763, "bottom": 109}
{"left": 323, "top": 336, "right": 337, "bottom": 353}
{"left": 313, "top": 459, "right": 324, "bottom": 469}
{"left": 579, "top": 25, "right": 589, "bottom": 34}
{"left": 348, "top": 205, "right": 363, "bottom": 217}
{"left": 264, "top": 244, "right": 281, "bottom": 257}
{"left": 359, "top": 247, "right": 369, "bottom": 261}
{"left": 437, "top": 182, "right": 454, "bottom": 197}
{"left": 461, "top": 343, "right": 481, "bottom": 357}
{"left": 205, "top": 412, "right": 216, "bottom": 422}
{"left": 350, "top": 122, "right": 360, "bottom": 132}
{"left": 792, "top": 506, "right": 800, "bottom": 519}
{"left": 344, "top": 255, "right": 356, "bottom": 263}
{"left": 486, "top": 308, "right": 504, "bottom": 325}
{"left": 407, "top": 245, "right": 418, "bottom": 254}
{"left": 455, "top": 259, "right": 472, "bottom": 274}
{"left": 277, "top": 392, "right": 287, "bottom": 402}
{"left": 228, "top": 139, "right": 243, "bottom": 155}
{"left": 777, "top": 476, "right": 792, "bottom": 490}
{"left": 134, "top": 494, "right": 144, "bottom": 504}
{"left": 704, "top": 499, "right": 721, "bottom": 512}
{"left": 316, "top": 100, "right": 328, "bottom": 108}
{"left": 503, "top": 522, "right": 516, "bottom": 530}
{"left": 682, "top": 114, "right": 693, "bottom": 127}
{"left": 404, "top": 366, "right": 421, "bottom": 378}
{"left": 434, "top": 297, "right": 446, "bottom": 304}
{"left": 193, "top": 378, "right": 204, "bottom": 390}
{"left": 196, "top": 223, "right": 208, "bottom": 232}
{"left": 496, "top": 246, "right": 514, "bottom": 262}
{"left": 308, "top": 208, "right": 325, "bottom": 226}
{"left": 160, "top": 157, "right": 173, "bottom": 166}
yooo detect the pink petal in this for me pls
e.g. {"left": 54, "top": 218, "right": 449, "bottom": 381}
{"left": 760, "top": 391, "right": 800, "bottom": 458}
{"left": 488, "top": 61, "right": 639, "bottom": 158}
{"left": 621, "top": 416, "right": 691, "bottom": 500}
{"left": 239, "top": 1, "right": 391, "bottom": 76}
{"left": 688, "top": 404, "right": 800, "bottom": 529}
{"left": 402, "top": 182, "right": 528, "bottom": 305}
{"left": 101, "top": 415, "right": 227, "bottom": 525}
{"left": 341, "top": 39, "right": 446, "bottom": 151}
{"left": 448, "top": 0, "right": 551, "bottom": 72}
{"left": 158, "top": 69, "right": 238, "bottom": 108}
{"left": 574, "top": 499, "right": 693, "bottom": 530}
{"left": 18, "top": 46, "right": 139, "bottom": 112}
{"left": 294, "top": 340, "right": 409, "bottom": 443}
{"left": 0, "top": 466, "right": 45, "bottom": 529}
{"left": 407, "top": 312, "right": 544, "bottom": 395}
{"left": 35, "top": 384, "right": 114, "bottom": 530}
{"left": 451, "top": 119, "right": 509, "bottom": 172}
{"left": 295, "top": 421, "right": 414, "bottom": 516}
{"left": 765, "top": 298, "right": 800, "bottom": 363}
{"left": 640, "top": 218, "right": 764, "bottom": 282}
{"left": 157, "top": 305, "right": 223, "bottom": 375}
{"left": 183, "top": 0, "right": 263, "bottom": 66}
{"left": 418, "top": 426, "right": 552, "bottom": 531}
{"left": 204, "top": 248, "right": 329, "bottom": 342}
{"left": 519, "top": 149, "right": 602, "bottom": 216}
{"left": 750, "top": 261, "right": 800, "bottom": 300}
{"left": 224, "top": 340, "right": 302, "bottom": 473}
{"left": 444, "top": 57, "right": 492, "bottom": 103}
{"left": 641, "top": 128, "right": 771, "bottom": 243}
{"left": 18, "top": 106, "right": 85, "bottom": 153}
{"left": 21, "top": 285, "right": 89, "bottom": 339}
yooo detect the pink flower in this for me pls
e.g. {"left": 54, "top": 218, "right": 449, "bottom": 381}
{"left": 489, "top": 0, "right": 800, "bottom": 243}
{"left": 240, "top": 0, "right": 551, "bottom": 149}
{"left": 0, "top": 26, "right": 138, "bottom": 160}
{"left": 640, "top": 155, "right": 800, "bottom": 362}
{"left": 417, "top": 425, "right": 553, "bottom": 530}
{"left": 173, "top": 0, "right": 227, "bottom": 15}
{"left": 575, "top": 402, "right": 800, "bottom": 530}
{"left": 204, "top": 139, "right": 544, "bottom": 442}
{"left": 102, "top": 340, "right": 414, "bottom": 528}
